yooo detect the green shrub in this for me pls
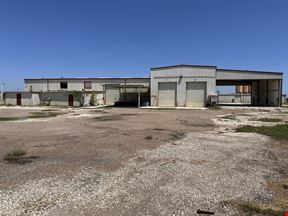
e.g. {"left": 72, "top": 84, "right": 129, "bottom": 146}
{"left": 90, "top": 91, "right": 97, "bottom": 106}
{"left": 71, "top": 91, "right": 85, "bottom": 106}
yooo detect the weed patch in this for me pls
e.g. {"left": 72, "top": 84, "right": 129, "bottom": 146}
{"left": 208, "top": 105, "right": 221, "bottom": 110}
{"left": 153, "top": 128, "right": 166, "bottom": 131}
{"left": 144, "top": 135, "right": 153, "bottom": 140}
{"left": 240, "top": 201, "right": 284, "bottom": 216}
{"left": 219, "top": 115, "right": 237, "bottom": 120}
{"left": 251, "top": 118, "right": 282, "bottom": 123}
{"left": 236, "top": 124, "right": 288, "bottom": 140}
{"left": 41, "top": 109, "right": 61, "bottom": 112}
{"left": 4, "top": 147, "right": 26, "bottom": 162}
{"left": 28, "top": 112, "right": 63, "bottom": 119}
{"left": 0, "top": 117, "right": 19, "bottom": 121}
{"left": 95, "top": 115, "right": 122, "bottom": 121}
{"left": 268, "top": 177, "right": 288, "bottom": 212}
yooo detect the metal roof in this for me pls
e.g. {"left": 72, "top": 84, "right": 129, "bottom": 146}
{"left": 151, "top": 64, "right": 283, "bottom": 75}
{"left": 217, "top": 68, "right": 283, "bottom": 75}
{"left": 151, "top": 64, "right": 217, "bottom": 70}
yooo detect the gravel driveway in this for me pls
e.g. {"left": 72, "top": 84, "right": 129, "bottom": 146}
{"left": 0, "top": 107, "right": 287, "bottom": 215}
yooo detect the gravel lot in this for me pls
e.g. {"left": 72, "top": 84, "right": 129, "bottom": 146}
{"left": 0, "top": 106, "right": 287, "bottom": 215}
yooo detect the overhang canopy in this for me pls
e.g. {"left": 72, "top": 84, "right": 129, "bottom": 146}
{"left": 119, "top": 85, "right": 149, "bottom": 93}
{"left": 216, "top": 69, "right": 283, "bottom": 80}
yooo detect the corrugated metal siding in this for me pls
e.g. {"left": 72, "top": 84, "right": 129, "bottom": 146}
{"left": 158, "top": 82, "right": 177, "bottom": 107}
{"left": 150, "top": 67, "right": 216, "bottom": 106}
{"left": 185, "top": 82, "right": 206, "bottom": 107}
{"left": 216, "top": 70, "right": 282, "bottom": 80}
{"left": 105, "top": 86, "right": 120, "bottom": 105}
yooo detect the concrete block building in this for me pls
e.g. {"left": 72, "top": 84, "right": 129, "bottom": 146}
{"left": 22, "top": 77, "right": 150, "bottom": 106}
{"left": 3, "top": 64, "right": 284, "bottom": 107}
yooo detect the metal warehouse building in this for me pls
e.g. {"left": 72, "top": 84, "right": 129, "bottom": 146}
{"left": 2, "top": 64, "right": 284, "bottom": 107}
{"left": 151, "top": 65, "right": 283, "bottom": 107}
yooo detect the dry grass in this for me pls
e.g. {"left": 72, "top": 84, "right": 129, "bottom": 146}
{"left": 268, "top": 177, "right": 288, "bottom": 213}
{"left": 220, "top": 115, "right": 236, "bottom": 120}
{"left": 41, "top": 109, "right": 61, "bottom": 112}
{"left": 153, "top": 128, "right": 166, "bottom": 131}
{"left": 144, "top": 135, "right": 153, "bottom": 140}
{"left": 28, "top": 112, "right": 63, "bottom": 119}
{"left": 0, "top": 117, "right": 19, "bottom": 121}
{"left": 239, "top": 201, "right": 285, "bottom": 216}
{"left": 4, "top": 147, "right": 26, "bottom": 162}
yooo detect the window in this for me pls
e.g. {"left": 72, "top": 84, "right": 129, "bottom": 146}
{"left": 84, "top": 81, "right": 92, "bottom": 89}
{"left": 60, "top": 82, "right": 68, "bottom": 89}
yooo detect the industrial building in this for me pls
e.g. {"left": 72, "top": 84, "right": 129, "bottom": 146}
{"left": 1, "top": 64, "right": 284, "bottom": 107}
{"left": 22, "top": 77, "right": 150, "bottom": 106}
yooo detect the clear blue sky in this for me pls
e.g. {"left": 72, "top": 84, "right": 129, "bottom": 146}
{"left": 0, "top": 0, "right": 287, "bottom": 94}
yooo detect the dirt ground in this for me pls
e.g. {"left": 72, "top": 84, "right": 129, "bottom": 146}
{"left": 0, "top": 106, "right": 287, "bottom": 215}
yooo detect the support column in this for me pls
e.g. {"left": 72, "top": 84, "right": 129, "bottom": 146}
{"left": 138, "top": 92, "right": 141, "bottom": 108}
{"left": 103, "top": 85, "right": 106, "bottom": 105}
{"left": 279, "top": 79, "right": 283, "bottom": 107}
{"left": 267, "top": 80, "right": 269, "bottom": 106}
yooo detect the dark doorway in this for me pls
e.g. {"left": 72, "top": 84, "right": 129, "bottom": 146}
{"left": 16, "top": 93, "right": 21, "bottom": 105}
{"left": 68, "top": 94, "right": 74, "bottom": 106}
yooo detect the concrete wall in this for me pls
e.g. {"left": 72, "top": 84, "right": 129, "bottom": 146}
{"left": 39, "top": 92, "right": 104, "bottom": 106}
{"left": 282, "top": 95, "right": 287, "bottom": 104}
{"left": 0, "top": 93, "right": 4, "bottom": 105}
{"left": 258, "top": 80, "right": 268, "bottom": 106}
{"left": 24, "top": 78, "right": 149, "bottom": 106}
{"left": 218, "top": 94, "right": 251, "bottom": 104}
{"left": 25, "top": 78, "right": 150, "bottom": 92}
{"left": 251, "top": 81, "right": 259, "bottom": 106}
{"left": 25, "top": 80, "right": 48, "bottom": 92}
{"left": 150, "top": 66, "right": 216, "bottom": 107}
{"left": 268, "top": 80, "right": 280, "bottom": 106}
{"left": 257, "top": 80, "right": 281, "bottom": 106}
{"left": 4, "top": 92, "right": 40, "bottom": 106}
{"left": 40, "top": 92, "right": 82, "bottom": 106}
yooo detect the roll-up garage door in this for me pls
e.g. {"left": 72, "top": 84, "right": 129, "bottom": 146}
{"left": 158, "top": 82, "right": 177, "bottom": 107}
{"left": 186, "top": 82, "right": 206, "bottom": 107}
{"left": 105, "top": 85, "right": 120, "bottom": 105}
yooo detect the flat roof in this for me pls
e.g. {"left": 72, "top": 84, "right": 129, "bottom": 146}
{"left": 24, "top": 77, "right": 150, "bottom": 81}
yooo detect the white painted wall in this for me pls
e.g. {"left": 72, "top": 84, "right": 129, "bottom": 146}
{"left": 218, "top": 94, "right": 251, "bottom": 104}
{"left": 258, "top": 80, "right": 280, "bottom": 106}
{"left": 0, "top": 93, "right": 3, "bottom": 105}
{"left": 268, "top": 80, "right": 280, "bottom": 106}
{"left": 25, "top": 78, "right": 150, "bottom": 92}
{"left": 4, "top": 92, "right": 40, "bottom": 106}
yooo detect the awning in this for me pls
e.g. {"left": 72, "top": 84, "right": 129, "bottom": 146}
{"left": 118, "top": 85, "right": 149, "bottom": 93}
